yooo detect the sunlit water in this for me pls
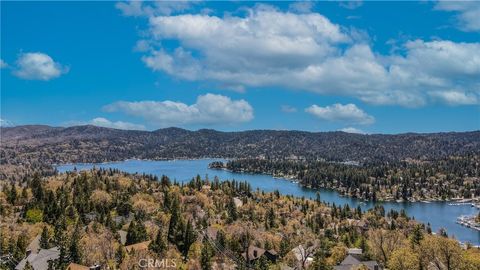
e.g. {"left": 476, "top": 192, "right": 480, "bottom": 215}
{"left": 57, "top": 158, "right": 480, "bottom": 245}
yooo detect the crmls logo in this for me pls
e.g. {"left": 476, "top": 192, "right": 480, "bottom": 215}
{"left": 138, "top": 258, "right": 177, "bottom": 268}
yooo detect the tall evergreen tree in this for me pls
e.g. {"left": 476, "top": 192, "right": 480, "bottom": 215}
{"left": 226, "top": 197, "right": 237, "bottom": 223}
{"left": 39, "top": 226, "right": 50, "bottom": 249}
{"left": 167, "top": 196, "right": 181, "bottom": 243}
{"left": 126, "top": 217, "right": 148, "bottom": 245}
{"left": 69, "top": 222, "right": 82, "bottom": 263}
{"left": 149, "top": 228, "right": 167, "bottom": 255}
{"left": 200, "top": 241, "right": 213, "bottom": 270}
{"left": 181, "top": 219, "right": 197, "bottom": 259}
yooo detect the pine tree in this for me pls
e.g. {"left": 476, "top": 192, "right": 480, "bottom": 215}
{"left": 7, "top": 184, "right": 17, "bottom": 205}
{"left": 69, "top": 222, "right": 82, "bottom": 263}
{"left": 267, "top": 207, "right": 275, "bottom": 229}
{"left": 126, "top": 217, "right": 148, "bottom": 245}
{"left": 200, "top": 241, "right": 213, "bottom": 270}
{"left": 40, "top": 226, "right": 50, "bottom": 249}
{"left": 410, "top": 224, "right": 424, "bottom": 247}
{"left": 168, "top": 196, "right": 181, "bottom": 243}
{"left": 226, "top": 197, "right": 237, "bottom": 223}
{"left": 181, "top": 219, "right": 197, "bottom": 259}
{"left": 149, "top": 229, "right": 167, "bottom": 255}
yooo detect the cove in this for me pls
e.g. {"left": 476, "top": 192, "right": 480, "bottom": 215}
{"left": 56, "top": 158, "right": 480, "bottom": 245}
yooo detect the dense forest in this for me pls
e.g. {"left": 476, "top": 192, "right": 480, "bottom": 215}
{"left": 214, "top": 155, "right": 480, "bottom": 201}
{"left": 1, "top": 169, "right": 479, "bottom": 270}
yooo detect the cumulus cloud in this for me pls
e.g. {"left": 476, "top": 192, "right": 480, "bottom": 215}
{"left": 281, "top": 105, "right": 297, "bottom": 113}
{"left": 127, "top": 5, "right": 479, "bottom": 107}
{"left": 289, "top": 1, "right": 315, "bottom": 13}
{"left": 104, "top": 93, "right": 254, "bottom": 127}
{"left": 69, "top": 117, "right": 146, "bottom": 130}
{"left": 339, "top": 127, "right": 365, "bottom": 134}
{"left": 0, "top": 59, "right": 7, "bottom": 68}
{"left": 429, "top": 91, "right": 478, "bottom": 106}
{"left": 435, "top": 1, "right": 480, "bottom": 32}
{"left": 305, "top": 103, "right": 374, "bottom": 125}
{"left": 13, "top": 52, "right": 68, "bottom": 80}
{"left": 116, "top": 0, "right": 196, "bottom": 17}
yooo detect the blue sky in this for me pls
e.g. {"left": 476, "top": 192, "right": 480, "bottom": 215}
{"left": 1, "top": 1, "right": 479, "bottom": 134}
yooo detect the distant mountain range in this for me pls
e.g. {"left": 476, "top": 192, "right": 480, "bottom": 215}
{"left": 1, "top": 125, "right": 479, "bottom": 165}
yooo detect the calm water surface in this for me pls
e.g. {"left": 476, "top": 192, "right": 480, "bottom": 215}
{"left": 57, "top": 159, "right": 480, "bottom": 245}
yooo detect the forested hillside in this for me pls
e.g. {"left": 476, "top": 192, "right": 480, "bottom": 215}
{"left": 214, "top": 156, "right": 480, "bottom": 201}
{"left": 1, "top": 169, "right": 479, "bottom": 270}
{"left": 1, "top": 125, "right": 479, "bottom": 178}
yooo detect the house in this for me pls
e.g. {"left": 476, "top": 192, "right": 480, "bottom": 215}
{"left": 205, "top": 227, "right": 218, "bottom": 241}
{"left": 233, "top": 197, "right": 243, "bottom": 208}
{"left": 125, "top": 241, "right": 151, "bottom": 253}
{"left": 15, "top": 247, "right": 60, "bottom": 270}
{"left": 117, "top": 230, "right": 127, "bottom": 245}
{"left": 242, "top": 246, "right": 278, "bottom": 264}
{"left": 334, "top": 249, "right": 381, "bottom": 270}
{"left": 113, "top": 213, "right": 134, "bottom": 226}
{"left": 25, "top": 235, "right": 41, "bottom": 254}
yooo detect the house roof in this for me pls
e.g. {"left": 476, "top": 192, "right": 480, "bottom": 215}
{"left": 15, "top": 247, "right": 59, "bottom": 270}
{"left": 26, "top": 235, "right": 41, "bottom": 254}
{"left": 334, "top": 254, "right": 381, "bottom": 270}
{"left": 242, "top": 246, "right": 265, "bottom": 261}
{"left": 118, "top": 230, "right": 127, "bottom": 245}
{"left": 206, "top": 227, "right": 218, "bottom": 240}
{"left": 125, "top": 241, "right": 151, "bottom": 253}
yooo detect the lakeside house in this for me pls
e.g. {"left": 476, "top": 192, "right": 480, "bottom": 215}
{"left": 334, "top": 249, "right": 381, "bottom": 270}
{"left": 15, "top": 247, "right": 60, "bottom": 270}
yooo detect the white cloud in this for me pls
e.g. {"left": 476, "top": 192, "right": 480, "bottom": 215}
{"left": 339, "top": 127, "right": 365, "bottom": 134}
{"left": 13, "top": 52, "right": 68, "bottom": 80}
{"left": 289, "top": 1, "right": 315, "bottom": 13}
{"left": 104, "top": 93, "right": 254, "bottom": 127}
{"left": 0, "top": 118, "right": 15, "bottom": 127}
{"left": 435, "top": 1, "right": 480, "bottom": 32}
{"left": 0, "top": 59, "right": 7, "bottom": 68}
{"left": 69, "top": 117, "right": 146, "bottom": 130}
{"left": 281, "top": 105, "right": 297, "bottom": 113}
{"left": 339, "top": 1, "right": 363, "bottom": 10}
{"left": 116, "top": 0, "right": 196, "bottom": 17}
{"left": 429, "top": 91, "right": 478, "bottom": 106}
{"left": 129, "top": 5, "right": 479, "bottom": 107}
{"left": 305, "top": 103, "right": 374, "bottom": 125}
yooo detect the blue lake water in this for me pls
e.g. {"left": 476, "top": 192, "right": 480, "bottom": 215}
{"left": 56, "top": 158, "right": 480, "bottom": 245}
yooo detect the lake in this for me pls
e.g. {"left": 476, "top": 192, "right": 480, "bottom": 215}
{"left": 56, "top": 158, "right": 480, "bottom": 245}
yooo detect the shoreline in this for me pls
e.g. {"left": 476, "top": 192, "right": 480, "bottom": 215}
{"left": 211, "top": 166, "right": 478, "bottom": 204}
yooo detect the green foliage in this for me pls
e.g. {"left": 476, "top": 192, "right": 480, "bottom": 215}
{"left": 200, "top": 241, "right": 213, "bottom": 270}
{"left": 149, "top": 228, "right": 167, "bottom": 255}
{"left": 40, "top": 226, "right": 50, "bottom": 249}
{"left": 226, "top": 197, "right": 238, "bottom": 223}
{"left": 25, "top": 208, "right": 44, "bottom": 223}
{"left": 126, "top": 217, "right": 148, "bottom": 245}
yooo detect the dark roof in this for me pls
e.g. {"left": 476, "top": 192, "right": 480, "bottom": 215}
{"left": 241, "top": 246, "right": 277, "bottom": 262}
{"left": 334, "top": 255, "right": 381, "bottom": 270}
{"left": 15, "top": 247, "right": 60, "bottom": 270}
{"left": 242, "top": 246, "right": 265, "bottom": 261}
